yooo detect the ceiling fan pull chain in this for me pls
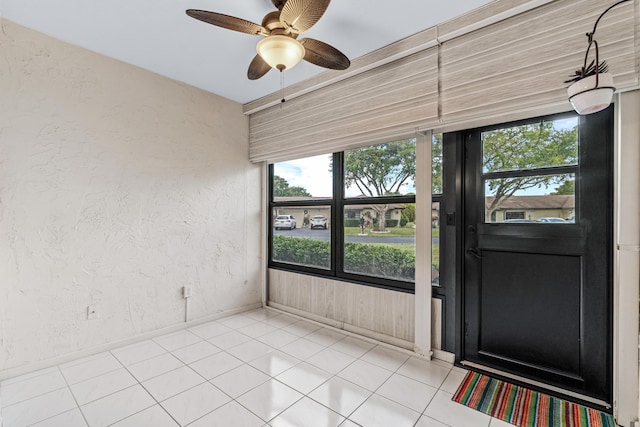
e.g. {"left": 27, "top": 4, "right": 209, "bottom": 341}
{"left": 280, "top": 71, "right": 286, "bottom": 104}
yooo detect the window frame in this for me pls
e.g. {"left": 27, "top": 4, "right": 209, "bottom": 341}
{"left": 268, "top": 151, "right": 417, "bottom": 293}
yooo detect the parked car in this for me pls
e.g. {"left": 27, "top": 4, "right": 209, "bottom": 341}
{"left": 536, "top": 217, "right": 567, "bottom": 223}
{"left": 274, "top": 215, "right": 297, "bottom": 230}
{"left": 310, "top": 215, "right": 328, "bottom": 229}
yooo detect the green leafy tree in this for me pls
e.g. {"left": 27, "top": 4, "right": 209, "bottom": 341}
{"left": 483, "top": 121, "right": 577, "bottom": 218}
{"left": 273, "top": 175, "right": 312, "bottom": 197}
{"left": 344, "top": 140, "right": 416, "bottom": 231}
{"left": 552, "top": 180, "right": 575, "bottom": 195}
{"left": 400, "top": 203, "right": 416, "bottom": 226}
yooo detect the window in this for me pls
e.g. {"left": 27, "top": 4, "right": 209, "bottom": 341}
{"left": 505, "top": 211, "right": 525, "bottom": 220}
{"left": 270, "top": 154, "right": 333, "bottom": 270}
{"left": 342, "top": 203, "right": 415, "bottom": 282}
{"left": 431, "top": 133, "right": 443, "bottom": 286}
{"left": 269, "top": 140, "right": 417, "bottom": 292}
{"left": 481, "top": 116, "right": 578, "bottom": 224}
{"left": 271, "top": 206, "right": 332, "bottom": 270}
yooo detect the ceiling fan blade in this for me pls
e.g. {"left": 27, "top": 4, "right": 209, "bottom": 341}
{"left": 248, "top": 54, "right": 272, "bottom": 80}
{"left": 301, "top": 38, "right": 350, "bottom": 70}
{"left": 186, "top": 10, "right": 266, "bottom": 36}
{"left": 270, "top": 0, "right": 287, "bottom": 11}
{"left": 280, "top": 0, "right": 330, "bottom": 34}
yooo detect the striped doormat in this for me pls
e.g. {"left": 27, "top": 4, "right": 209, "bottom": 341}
{"left": 452, "top": 371, "right": 617, "bottom": 427}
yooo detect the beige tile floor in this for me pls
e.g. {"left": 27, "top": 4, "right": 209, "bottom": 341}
{"left": 0, "top": 308, "right": 514, "bottom": 427}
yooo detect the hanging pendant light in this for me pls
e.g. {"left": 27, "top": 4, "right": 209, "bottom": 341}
{"left": 565, "top": 0, "right": 630, "bottom": 115}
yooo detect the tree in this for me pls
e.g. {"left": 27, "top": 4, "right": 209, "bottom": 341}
{"left": 483, "top": 121, "right": 577, "bottom": 218}
{"left": 401, "top": 203, "right": 416, "bottom": 226}
{"left": 344, "top": 140, "right": 416, "bottom": 231}
{"left": 552, "top": 180, "right": 575, "bottom": 195}
{"left": 273, "top": 175, "right": 312, "bottom": 197}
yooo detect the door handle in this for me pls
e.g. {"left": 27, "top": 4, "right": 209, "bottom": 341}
{"left": 466, "top": 247, "right": 482, "bottom": 259}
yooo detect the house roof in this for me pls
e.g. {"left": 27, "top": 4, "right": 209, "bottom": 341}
{"left": 485, "top": 195, "right": 575, "bottom": 210}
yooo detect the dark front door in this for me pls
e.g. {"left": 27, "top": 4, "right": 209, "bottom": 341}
{"left": 461, "top": 109, "right": 613, "bottom": 407}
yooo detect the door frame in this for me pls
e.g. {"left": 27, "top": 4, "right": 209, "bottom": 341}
{"left": 454, "top": 109, "right": 614, "bottom": 410}
{"left": 613, "top": 91, "right": 640, "bottom": 425}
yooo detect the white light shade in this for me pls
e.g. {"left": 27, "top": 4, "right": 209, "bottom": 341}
{"left": 257, "top": 35, "right": 305, "bottom": 72}
{"left": 567, "top": 73, "right": 615, "bottom": 115}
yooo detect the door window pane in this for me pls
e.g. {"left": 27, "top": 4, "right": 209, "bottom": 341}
{"left": 484, "top": 174, "right": 576, "bottom": 223}
{"left": 482, "top": 117, "right": 578, "bottom": 174}
{"left": 343, "top": 204, "right": 415, "bottom": 282}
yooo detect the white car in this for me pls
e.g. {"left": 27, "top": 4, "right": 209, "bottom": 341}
{"left": 536, "top": 217, "right": 567, "bottom": 223}
{"left": 274, "top": 215, "right": 297, "bottom": 230}
{"left": 310, "top": 215, "right": 328, "bottom": 229}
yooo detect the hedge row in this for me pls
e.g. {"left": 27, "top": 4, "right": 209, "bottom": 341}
{"left": 272, "top": 235, "right": 415, "bottom": 281}
{"left": 272, "top": 235, "right": 331, "bottom": 269}
{"left": 344, "top": 218, "right": 361, "bottom": 227}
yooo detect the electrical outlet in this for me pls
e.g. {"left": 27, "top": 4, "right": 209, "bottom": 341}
{"left": 183, "top": 286, "right": 193, "bottom": 298}
{"left": 87, "top": 305, "right": 98, "bottom": 320}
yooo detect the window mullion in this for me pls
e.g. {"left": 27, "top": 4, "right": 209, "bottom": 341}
{"left": 333, "top": 152, "right": 344, "bottom": 275}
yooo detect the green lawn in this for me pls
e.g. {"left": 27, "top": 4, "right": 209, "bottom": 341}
{"left": 343, "top": 227, "right": 440, "bottom": 237}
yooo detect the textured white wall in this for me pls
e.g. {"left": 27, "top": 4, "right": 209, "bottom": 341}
{"left": 0, "top": 20, "right": 262, "bottom": 373}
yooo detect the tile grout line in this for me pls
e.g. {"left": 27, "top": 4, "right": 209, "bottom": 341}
{"left": 53, "top": 364, "right": 90, "bottom": 427}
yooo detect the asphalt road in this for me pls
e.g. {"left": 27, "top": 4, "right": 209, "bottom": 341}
{"left": 273, "top": 227, "right": 440, "bottom": 244}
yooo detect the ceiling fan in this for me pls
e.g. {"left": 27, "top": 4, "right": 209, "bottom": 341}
{"left": 186, "top": 0, "right": 351, "bottom": 80}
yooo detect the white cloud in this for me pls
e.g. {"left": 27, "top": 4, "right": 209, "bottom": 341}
{"left": 274, "top": 154, "right": 333, "bottom": 197}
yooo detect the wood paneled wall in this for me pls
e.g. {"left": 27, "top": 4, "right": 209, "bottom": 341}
{"left": 269, "top": 269, "right": 415, "bottom": 347}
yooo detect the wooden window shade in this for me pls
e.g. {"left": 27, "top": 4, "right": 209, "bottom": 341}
{"left": 439, "top": 0, "right": 637, "bottom": 126}
{"left": 248, "top": 0, "right": 638, "bottom": 164}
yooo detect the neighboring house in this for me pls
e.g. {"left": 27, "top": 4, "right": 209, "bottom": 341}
{"left": 485, "top": 195, "right": 575, "bottom": 222}
{"left": 343, "top": 205, "right": 404, "bottom": 225}
{"left": 273, "top": 197, "right": 406, "bottom": 227}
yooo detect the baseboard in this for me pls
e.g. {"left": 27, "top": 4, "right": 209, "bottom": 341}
{"left": 267, "top": 301, "right": 416, "bottom": 352}
{"left": 0, "top": 302, "right": 262, "bottom": 382}
{"left": 432, "top": 348, "right": 455, "bottom": 363}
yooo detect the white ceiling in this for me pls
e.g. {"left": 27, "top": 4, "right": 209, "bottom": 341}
{"left": 1, "top": 0, "right": 495, "bottom": 104}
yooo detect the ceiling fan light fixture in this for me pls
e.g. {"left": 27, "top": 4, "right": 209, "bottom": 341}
{"left": 257, "top": 35, "right": 305, "bottom": 72}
